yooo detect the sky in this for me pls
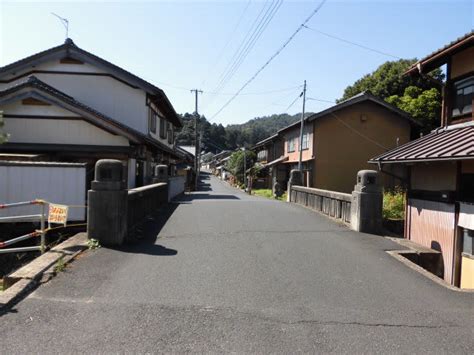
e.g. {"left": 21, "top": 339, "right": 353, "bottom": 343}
{"left": 1, "top": 0, "right": 473, "bottom": 126}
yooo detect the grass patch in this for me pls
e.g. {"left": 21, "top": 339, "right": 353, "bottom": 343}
{"left": 383, "top": 188, "right": 405, "bottom": 220}
{"left": 252, "top": 189, "right": 287, "bottom": 201}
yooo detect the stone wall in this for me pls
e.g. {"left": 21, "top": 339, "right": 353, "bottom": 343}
{"left": 290, "top": 185, "right": 351, "bottom": 224}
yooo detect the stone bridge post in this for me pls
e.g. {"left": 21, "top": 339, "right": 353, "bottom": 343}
{"left": 87, "top": 159, "right": 128, "bottom": 246}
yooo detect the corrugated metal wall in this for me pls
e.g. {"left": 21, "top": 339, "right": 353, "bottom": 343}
{"left": 0, "top": 165, "right": 86, "bottom": 221}
{"left": 407, "top": 198, "right": 456, "bottom": 284}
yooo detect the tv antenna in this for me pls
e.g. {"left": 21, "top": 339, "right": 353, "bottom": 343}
{"left": 51, "top": 13, "right": 69, "bottom": 39}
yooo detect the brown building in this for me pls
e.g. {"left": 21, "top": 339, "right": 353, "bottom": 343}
{"left": 371, "top": 31, "right": 474, "bottom": 288}
{"left": 311, "top": 93, "right": 419, "bottom": 193}
{"left": 252, "top": 134, "right": 285, "bottom": 189}
{"left": 276, "top": 92, "right": 419, "bottom": 193}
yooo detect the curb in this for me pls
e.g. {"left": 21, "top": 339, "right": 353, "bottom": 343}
{"left": 0, "top": 232, "right": 89, "bottom": 311}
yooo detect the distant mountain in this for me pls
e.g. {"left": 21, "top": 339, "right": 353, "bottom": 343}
{"left": 176, "top": 112, "right": 311, "bottom": 153}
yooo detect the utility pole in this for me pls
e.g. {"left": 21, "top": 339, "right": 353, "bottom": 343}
{"left": 243, "top": 147, "right": 247, "bottom": 189}
{"left": 191, "top": 89, "right": 203, "bottom": 189}
{"left": 297, "top": 80, "right": 307, "bottom": 172}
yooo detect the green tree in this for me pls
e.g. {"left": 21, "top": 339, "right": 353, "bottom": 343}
{"left": 339, "top": 59, "right": 444, "bottom": 102}
{"left": 225, "top": 149, "right": 256, "bottom": 184}
{"left": 386, "top": 87, "right": 441, "bottom": 130}
{"left": 339, "top": 59, "right": 444, "bottom": 130}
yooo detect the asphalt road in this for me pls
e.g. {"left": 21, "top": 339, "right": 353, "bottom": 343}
{"left": 1, "top": 173, "right": 473, "bottom": 353}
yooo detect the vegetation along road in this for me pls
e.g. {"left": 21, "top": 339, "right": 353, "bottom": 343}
{"left": 0, "top": 173, "right": 473, "bottom": 353}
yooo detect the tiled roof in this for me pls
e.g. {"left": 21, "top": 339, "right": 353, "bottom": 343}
{"left": 370, "top": 123, "right": 474, "bottom": 164}
{"left": 0, "top": 38, "right": 181, "bottom": 127}
{"left": 0, "top": 76, "right": 179, "bottom": 156}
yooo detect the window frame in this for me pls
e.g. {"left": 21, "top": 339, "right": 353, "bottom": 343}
{"left": 287, "top": 138, "right": 295, "bottom": 153}
{"left": 167, "top": 122, "right": 173, "bottom": 144}
{"left": 159, "top": 117, "right": 167, "bottom": 139}
{"left": 149, "top": 109, "right": 157, "bottom": 134}
{"left": 451, "top": 76, "right": 474, "bottom": 118}
{"left": 301, "top": 133, "right": 309, "bottom": 150}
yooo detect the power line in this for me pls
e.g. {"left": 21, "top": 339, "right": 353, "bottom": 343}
{"left": 209, "top": 0, "right": 328, "bottom": 122}
{"left": 200, "top": 0, "right": 252, "bottom": 88}
{"left": 205, "top": 84, "right": 302, "bottom": 96}
{"left": 327, "top": 110, "right": 389, "bottom": 150}
{"left": 284, "top": 91, "right": 304, "bottom": 112}
{"left": 205, "top": 0, "right": 283, "bottom": 110}
{"left": 306, "top": 97, "right": 336, "bottom": 104}
{"left": 302, "top": 25, "right": 401, "bottom": 59}
{"left": 213, "top": 0, "right": 283, "bottom": 94}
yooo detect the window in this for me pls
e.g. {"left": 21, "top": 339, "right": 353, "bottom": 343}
{"left": 452, "top": 77, "right": 474, "bottom": 117}
{"left": 149, "top": 109, "right": 157, "bottom": 133}
{"left": 257, "top": 150, "right": 268, "bottom": 161}
{"left": 159, "top": 117, "right": 167, "bottom": 139}
{"left": 167, "top": 123, "right": 173, "bottom": 144}
{"left": 301, "top": 133, "right": 309, "bottom": 150}
{"left": 287, "top": 138, "right": 295, "bottom": 153}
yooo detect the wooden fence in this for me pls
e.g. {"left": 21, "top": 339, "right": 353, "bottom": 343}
{"left": 290, "top": 185, "right": 352, "bottom": 223}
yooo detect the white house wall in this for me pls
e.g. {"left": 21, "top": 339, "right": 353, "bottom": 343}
{"left": 2, "top": 101, "right": 129, "bottom": 146}
{"left": 0, "top": 164, "right": 86, "bottom": 221}
{"left": 32, "top": 73, "right": 148, "bottom": 134}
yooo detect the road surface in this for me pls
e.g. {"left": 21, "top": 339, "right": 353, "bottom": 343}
{"left": 1, "top": 173, "right": 473, "bottom": 353}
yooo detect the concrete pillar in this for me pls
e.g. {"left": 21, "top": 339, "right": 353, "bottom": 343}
{"left": 87, "top": 159, "right": 128, "bottom": 246}
{"left": 351, "top": 170, "right": 383, "bottom": 234}
{"left": 287, "top": 169, "right": 303, "bottom": 202}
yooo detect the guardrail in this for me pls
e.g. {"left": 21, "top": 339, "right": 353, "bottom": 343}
{"left": 0, "top": 200, "right": 46, "bottom": 254}
{"left": 289, "top": 186, "right": 352, "bottom": 223}
{"left": 0, "top": 200, "right": 87, "bottom": 254}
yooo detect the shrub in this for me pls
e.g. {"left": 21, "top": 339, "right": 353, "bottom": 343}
{"left": 383, "top": 188, "right": 405, "bottom": 220}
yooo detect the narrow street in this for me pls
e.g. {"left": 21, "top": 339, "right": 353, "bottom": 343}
{"left": 0, "top": 173, "right": 473, "bottom": 353}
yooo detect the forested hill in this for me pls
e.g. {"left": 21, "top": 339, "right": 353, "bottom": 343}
{"left": 176, "top": 112, "right": 309, "bottom": 152}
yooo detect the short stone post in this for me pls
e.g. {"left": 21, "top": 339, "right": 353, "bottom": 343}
{"left": 152, "top": 164, "right": 169, "bottom": 184}
{"left": 351, "top": 170, "right": 383, "bottom": 234}
{"left": 287, "top": 169, "right": 303, "bottom": 202}
{"left": 87, "top": 159, "right": 128, "bottom": 246}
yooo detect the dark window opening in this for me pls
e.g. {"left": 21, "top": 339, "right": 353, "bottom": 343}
{"left": 159, "top": 118, "right": 167, "bottom": 139}
{"left": 460, "top": 173, "right": 474, "bottom": 202}
{"left": 149, "top": 109, "right": 157, "bottom": 133}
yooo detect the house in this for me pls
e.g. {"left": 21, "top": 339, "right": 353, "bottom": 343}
{"left": 370, "top": 31, "right": 474, "bottom": 288}
{"left": 0, "top": 38, "right": 183, "bottom": 189}
{"left": 277, "top": 120, "right": 315, "bottom": 188}
{"left": 274, "top": 92, "right": 419, "bottom": 193}
{"left": 251, "top": 134, "right": 285, "bottom": 190}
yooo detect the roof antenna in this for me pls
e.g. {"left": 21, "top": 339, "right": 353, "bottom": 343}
{"left": 51, "top": 13, "right": 69, "bottom": 40}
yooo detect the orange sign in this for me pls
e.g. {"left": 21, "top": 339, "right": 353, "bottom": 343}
{"left": 48, "top": 204, "right": 69, "bottom": 226}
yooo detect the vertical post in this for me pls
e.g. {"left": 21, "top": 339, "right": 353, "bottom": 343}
{"left": 40, "top": 203, "right": 46, "bottom": 254}
{"left": 191, "top": 89, "right": 203, "bottom": 190}
{"left": 243, "top": 147, "right": 247, "bottom": 188}
{"left": 298, "top": 80, "right": 307, "bottom": 171}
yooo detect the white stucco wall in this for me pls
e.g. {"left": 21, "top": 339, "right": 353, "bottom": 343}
{"left": 148, "top": 114, "right": 175, "bottom": 149}
{"left": 2, "top": 101, "right": 129, "bottom": 146}
{"left": 33, "top": 73, "right": 149, "bottom": 134}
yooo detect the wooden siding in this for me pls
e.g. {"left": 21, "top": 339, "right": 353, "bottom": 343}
{"left": 407, "top": 198, "right": 456, "bottom": 284}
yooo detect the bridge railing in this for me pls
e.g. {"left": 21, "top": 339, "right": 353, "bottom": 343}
{"left": 290, "top": 186, "right": 352, "bottom": 224}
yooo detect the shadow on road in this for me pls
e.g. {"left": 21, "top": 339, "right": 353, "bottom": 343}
{"left": 113, "top": 203, "right": 178, "bottom": 256}
{"left": 179, "top": 194, "right": 240, "bottom": 202}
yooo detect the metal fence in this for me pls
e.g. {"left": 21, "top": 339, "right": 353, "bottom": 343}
{"left": 0, "top": 200, "right": 87, "bottom": 254}
{"left": 0, "top": 200, "right": 47, "bottom": 254}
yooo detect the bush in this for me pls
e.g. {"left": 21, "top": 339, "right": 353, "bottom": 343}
{"left": 383, "top": 188, "right": 405, "bottom": 220}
